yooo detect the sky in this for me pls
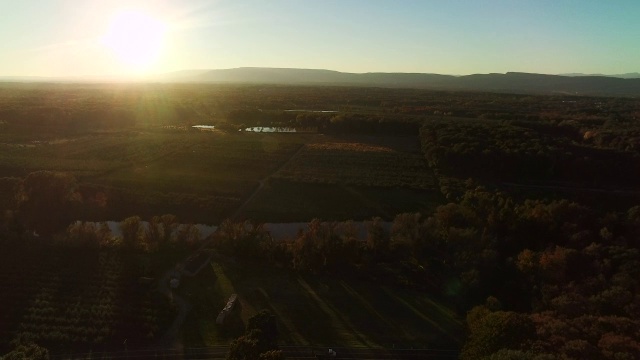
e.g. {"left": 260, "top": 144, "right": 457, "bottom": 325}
{"left": 1, "top": 0, "right": 639, "bottom": 78}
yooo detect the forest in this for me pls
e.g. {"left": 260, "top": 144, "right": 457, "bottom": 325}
{"left": 0, "top": 83, "right": 639, "bottom": 359}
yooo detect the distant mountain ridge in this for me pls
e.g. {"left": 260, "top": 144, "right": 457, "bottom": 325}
{"left": 3, "top": 68, "right": 640, "bottom": 96}
{"left": 560, "top": 72, "right": 640, "bottom": 79}
{"left": 171, "top": 67, "right": 640, "bottom": 96}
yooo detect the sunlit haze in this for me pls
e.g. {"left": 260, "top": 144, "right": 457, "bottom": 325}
{"left": 1, "top": 0, "right": 639, "bottom": 78}
{"left": 101, "top": 9, "right": 167, "bottom": 74}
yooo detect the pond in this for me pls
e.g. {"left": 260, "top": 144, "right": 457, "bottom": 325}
{"left": 243, "top": 127, "right": 317, "bottom": 133}
{"left": 192, "top": 125, "right": 215, "bottom": 130}
{"left": 262, "top": 221, "right": 391, "bottom": 241}
{"left": 284, "top": 110, "right": 338, "bottom": 113}
{"left": 74, "top": 220, "right": 388, "bottom": 242}
{"left": 77, "top": 221, "right": 218, "bottom": 239}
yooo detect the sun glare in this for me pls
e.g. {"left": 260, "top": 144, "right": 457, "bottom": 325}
{"left": 101, "top": 9, "right": 167, "bottom": 74}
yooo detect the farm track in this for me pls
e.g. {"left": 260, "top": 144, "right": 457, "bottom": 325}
{"left": 230, "top": 143, "right": 306, "bottom": 220}
{"left": 157, "top": 268, "right": 192, "bottom": 349}
{"left": 155, "top": 142, "right": 306, "bottom": 348}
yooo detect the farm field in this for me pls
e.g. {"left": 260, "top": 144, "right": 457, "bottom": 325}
{"left": 179, "top": 260, "right": 464, "bottom": 349}
{"left": 96, "top": 132, "right": 304, "bottom": 197}
{"left": 0, "top": 247, "right": 175, "bottom": 354}
{"left": 240, "top": 134, "right": 443, "bottom": 221}
{"left": 273, "top": 136, "right": 436, "bottom": 189}
{"left": 0, "top": 131, "right": 194, "bottom": 178}
{"left": 1, "top": 126, "right": 444, "bottom": 223}
{"left": 241, "top": 180, "right": 443, "bottom": 222}
{"left": 3, "top": 83, "right": 640, "bottom": 358}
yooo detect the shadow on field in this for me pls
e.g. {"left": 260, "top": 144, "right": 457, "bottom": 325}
{"left": 205, "top": 262, "right": 464, "bottom": 348}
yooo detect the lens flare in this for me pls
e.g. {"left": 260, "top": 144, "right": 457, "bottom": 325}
{"left": 101, "top": 9, "right": 167, "bottom": 73}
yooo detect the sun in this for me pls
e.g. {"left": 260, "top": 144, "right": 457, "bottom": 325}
{"left": 101, "top": 9, "right": 167, "bottom": 73}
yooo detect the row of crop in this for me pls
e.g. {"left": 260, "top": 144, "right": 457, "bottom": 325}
{"left": 273, "top": 145, "right": 437, "bottom": 189}
{"left": 12, "top": 287, "right": 166, "bottom": 347}
{"left": 2, "top": 249, "right": 169, "bottom": 347}
{"left": 0, "top": 285, "right": 120, "bottom": 305}
{"left": 274, "top": 174, "right": 436, "bottom": 190}
{"left": 277, "top": 168, "right": 434, "bottom": 180}
{"left": 24, "top": 306, "right": 118, "bottom": 320}
{"left": 19, "top": 299, "right": 162, "bottom": 332}
{"left": 19, "top": 309, "right": 160, "bottom": 328}
{"left": 275, "top": 153, "right": 436, "bottom": 189}
{"left": 14, "top": 329, "right": 113, "bottom": 345}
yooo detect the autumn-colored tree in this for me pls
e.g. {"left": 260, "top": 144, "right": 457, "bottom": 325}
{"left": 17, "top": 171, "right": 81, "bottom": 237}
{"left": 227, "top": 311, "right": 279, "bottom": 360}
{"left": 367, "top": 216, "right": 390, "bottom": 260}
{"left": 1, "top": 342, "right": 49, "bottom": 360}
{"left": 461, "top": 310, "right": 535, "bottom": 360}
{"left": 160, "top": 214, "right": 178, "bottom": 244}
{"left": 246, "top": 310, "right": 278, "bottom": 350}
{"left": 120, "top": 216, "right": 142, "bottom": 250}
{"left": 143, "top": 216, "right": 163, "bottom": 252}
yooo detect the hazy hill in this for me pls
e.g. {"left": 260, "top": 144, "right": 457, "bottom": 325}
{"left": 3, "top": 68, "right": 640, "bottom": 96}
{"left": 560, "top": 72, "right": 640, "bottom": 79}
{"left": 178, "top": 67, "right": 640, "bottom": 96}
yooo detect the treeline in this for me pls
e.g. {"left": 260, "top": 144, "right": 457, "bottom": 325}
{"left": 210, "top": 189, "right": 640, "bottom": 359}
{"left": 4, "top": 83, "right": 637, "bottom": 137}
{"left": 420, "top": 119, "right": 640, "bottom": 188}
{"left": 0, "top": 84, "right": 202, "bottom": 132}
{"left": 78, "top": 184, "right": 238, "bottom": 225}
{"left": 0, "top": 174, "right": 205, "bottom": 252}
{"left": 0, "top": 213, "right": 184, "bottom": 355}
{"left": 0, "top": 172, "right": 235, "bottom": 235}
{"left": 3, "top": 171, "right": 640, "bottom": 358}
{"left": 0, "top": 100, "right": 198, "bottom": 132}
{"left": 0, "top": 184, "right": 204, "bottom": 355}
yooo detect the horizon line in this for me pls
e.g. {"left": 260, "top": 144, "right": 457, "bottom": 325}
{"left": 1, "top": 67, "right": 640, "bottom": 81}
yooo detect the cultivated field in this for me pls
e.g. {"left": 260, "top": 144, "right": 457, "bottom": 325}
{"left": 0, "top": 248, "right": 174, "bottom": 353}
{"left": 179, "top": 260, "right": 464, "bottom": 349}
{"left": 1, "top": 127, "right": 443, "bottom": 223}
{"left": 274, "top": 136, "right": 435, "bottom": 189}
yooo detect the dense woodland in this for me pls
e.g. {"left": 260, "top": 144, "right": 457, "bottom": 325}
{"left": 1, "top": 83, "right": 640, "bottom": 359}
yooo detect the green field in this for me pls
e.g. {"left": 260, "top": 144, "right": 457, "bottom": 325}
{"left": 180, "top": 260, "right": 464, "bottom": 348}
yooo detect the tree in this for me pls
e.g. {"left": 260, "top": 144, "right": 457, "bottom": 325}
{"left": 259, "top": 350, "right": 284, "bottom": 360}
{"left": 120, "top": 216, "right": 142, "bottom": 250}
{"left": 96, "top": 221, "right": 115, "bottom": 248}
{"left": 63, "top": 221, "right": 99, "bottom": 248}
{"left": 0, "top": 177, "right": 20, "bottom": 210}
{"left": 143, "top": 216, "right": 163, "bottom": 252}
{"left": 461, "top": 311, "right": 535, "bottom": 360}
{"left": 227, "top": 310, "right": 279, "bottom": 360}
{"left": 0, "top": 210, "right": 26, "bottom": 246}
{"left": 400, "top": 214, "right": 440, "bottom": 262}
{"left": 16, "top": 171, "right": 81, "bottom": 237}
{"left": 227, "top": 333, "right": 260, "bottom": 360}
{"left": 175, "top": 223, "right": 200, "bottom": 248}
{"left": 367, "top": 217, "right": 390, "bottom": 260}
{"left": 246, "top": 310, "right": 278, "bottom": 350}
{"left": 292, "top": 220, "right": 323, "bottom": 272}
{"left": 160, "top": 214, "right": 178, "bottom": 244}
{"left": 1, "top": 342, "right": 49, "bottom": 360}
